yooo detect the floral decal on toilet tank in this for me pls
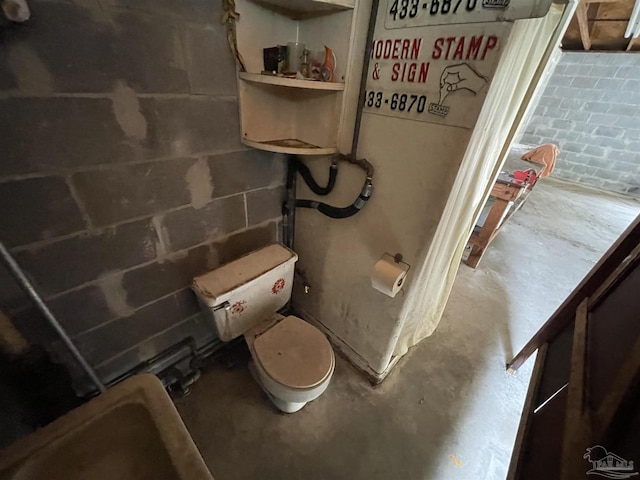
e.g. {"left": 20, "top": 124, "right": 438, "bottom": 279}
{"left": 231, "top": 300, "right": 246, "bottom": 315}
{"left": 272, "top": 278, "right": 285, "bottom": 295}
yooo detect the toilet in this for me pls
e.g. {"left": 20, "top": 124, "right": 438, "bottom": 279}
{"left": 192, "top": 244, "right": 334, "bottom": 413}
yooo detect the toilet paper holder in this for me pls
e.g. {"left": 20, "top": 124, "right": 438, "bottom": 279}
{"left": 369, "top": 252, "right": 411, "bottom": 298}
{"left": 370, "top": 253, "right": 411, "bottom": 298}
{"left": 383, "top": 252, "right": 410, "bottom": 274}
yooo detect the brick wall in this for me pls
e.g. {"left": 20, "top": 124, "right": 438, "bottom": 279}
{"left": 0, "top": 0, "right": 286, "bottom": 390}
{"left": 518, "top": 52, "right": 640, "bottom": 197}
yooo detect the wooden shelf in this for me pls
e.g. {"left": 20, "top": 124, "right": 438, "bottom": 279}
{"left": 236, "top": 0, "right": 355, "bottom": 158}
{"left": 242, "top": 138, "right": 338, "bottom": 155}
{"left": 248, "top": 0, "right": 353, "bottom": 19}
{"left": 238, "top": 72, "right": 345, "bottom": 91}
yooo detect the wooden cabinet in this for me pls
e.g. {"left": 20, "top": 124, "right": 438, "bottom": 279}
{"left": 235, "top": 0, "right": 362, "bottom": 155}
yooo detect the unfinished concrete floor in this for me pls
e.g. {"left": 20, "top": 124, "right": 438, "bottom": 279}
{"left": 176, "top": 177, "right": 639, "bottom": 480}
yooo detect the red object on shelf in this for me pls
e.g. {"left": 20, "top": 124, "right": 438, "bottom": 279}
{"left": 513, "top": 169, "right": 538, "bottom": 186}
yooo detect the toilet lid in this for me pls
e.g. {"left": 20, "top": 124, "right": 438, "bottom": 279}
{"left": 253, "top": 316, "right": 334, "bottom": 389}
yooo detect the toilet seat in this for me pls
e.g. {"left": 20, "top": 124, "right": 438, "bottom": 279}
{"left": 253, "top": 316, "right": 334, "bottom": 389}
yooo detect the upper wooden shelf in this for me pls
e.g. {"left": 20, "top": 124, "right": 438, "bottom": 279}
{"left": 248, "top": 0, "right": 354, "bottom": 19}
{"left": 242, "top": 138, "right": 338, "bottom": 155}
{"left": 238, "top": 72, "right": 345, "bottom": 91}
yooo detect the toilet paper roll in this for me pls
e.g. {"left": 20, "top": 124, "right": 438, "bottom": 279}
{"left": 370, "top": 258, "right": 407, "bottom": 298}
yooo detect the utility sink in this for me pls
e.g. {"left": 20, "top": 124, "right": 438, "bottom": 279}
{"left": 0, "top": 374, "right": 213, "bottom": 480}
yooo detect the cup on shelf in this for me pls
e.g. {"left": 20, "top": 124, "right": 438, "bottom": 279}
{"left": 287, "top": 42, "right": 305, "bottom": 74}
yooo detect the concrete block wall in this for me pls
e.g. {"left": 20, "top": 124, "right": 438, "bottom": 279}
{"left": 518, "top": 52, "right": 640, "bottom": 197}
{"left": 0, "top": 0, "right": 286, "bottom": 389}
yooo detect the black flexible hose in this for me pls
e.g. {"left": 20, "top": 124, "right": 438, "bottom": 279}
{"left": 295, "top": 199, "right": 320, "bottom": 209}
{"left": 295, "top": 158, "right": 338, "bottom": 196}
{"left": 318, "top": 202, "right": 361, "bottom": 219}
{"left": 295, "top": 179, "right": 373, "bottom": 219}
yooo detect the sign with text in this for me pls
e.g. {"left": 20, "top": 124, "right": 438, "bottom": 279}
{"left": 384, "top": 0, "right": 553, "bottom": 28}
{"left": 364, "top": 22, "right": 511, "bottom": 129}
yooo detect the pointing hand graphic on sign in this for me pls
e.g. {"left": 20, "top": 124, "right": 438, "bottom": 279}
{"left": 438, "top": 63, "right": 489, "bottom": 105}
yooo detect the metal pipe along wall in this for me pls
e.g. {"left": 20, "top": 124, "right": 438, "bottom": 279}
{"left": 0, "top": 240, "right": 107, "bottom": 393}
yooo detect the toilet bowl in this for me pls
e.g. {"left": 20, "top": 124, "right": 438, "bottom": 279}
{"left": 245, "top": 314, "right": 334, "bottom": 413}
{"left": 192, "top": 244, "right": 334, "bottom": 413}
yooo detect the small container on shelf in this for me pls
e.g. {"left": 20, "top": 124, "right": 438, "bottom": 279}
{"left": 263, "top": 45, "right": 288, "bottom": 74}
{"left": 287, "top": 42, "right": 306, "bottom": 74}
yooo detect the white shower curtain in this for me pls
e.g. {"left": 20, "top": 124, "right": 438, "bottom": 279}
{"left": 392, "top": 2, "right": 575, "bottom": 357}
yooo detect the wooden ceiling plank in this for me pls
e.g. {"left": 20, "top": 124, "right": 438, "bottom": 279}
{"left": 595, "top": 1, "right": 635, "bottom": 21}
{"left": 577, "top": 1, "right": 593, "bottom": 50}
{"left": 591, "top": 20, "right": 632, "bottom": 50}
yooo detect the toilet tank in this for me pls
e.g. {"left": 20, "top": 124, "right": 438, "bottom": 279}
{"left": 192, "top": 244, "right": 298, "bottom": 342}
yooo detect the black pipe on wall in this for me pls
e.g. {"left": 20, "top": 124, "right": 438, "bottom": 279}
{"left": 294, "top": 158, "right": 338, "bottom": 196}
{"left": 283, "top": 155, "right": 298, "bottom": 249}
{"left": 281, "top": 0, "right": 380, "bottom": 246}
